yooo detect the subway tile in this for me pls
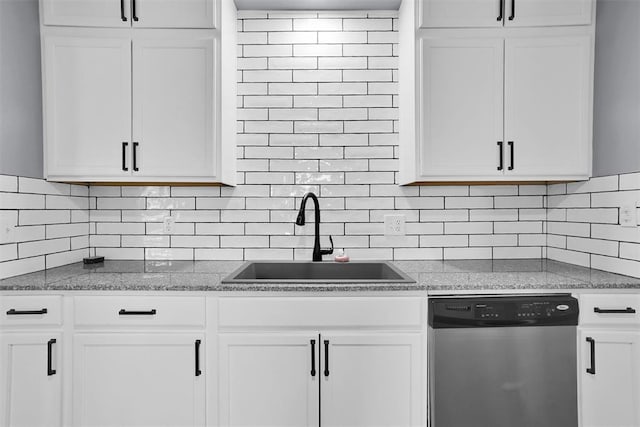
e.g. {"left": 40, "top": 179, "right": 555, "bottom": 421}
{"left": 420, "top": 209, "right": 468, "bottom": 222}
{"left": 547, "top": 234, "right": 567, "bottom": 249}
{"left": 0, "top": 193, "right": 45, "bottom": 209}
{"left": 567, "top": 237, "right": 618, "bottom": 257}
{"left": 196, "top": 223, "right": 245, "bottom": 235}
{"left": 343, "top": 95, "right": 392, "bottom": 108}
{"left": 620, "top": 242, "right": 640, "bottom": 261}
{"left": 13, "top": 226, "right": 46, "bottom": 243}
{"left": 145, "top": 248, "right": 194, "bottom": 261}
{"left": 547, "top": 194, "right": 590, "bottom": 208}
{"left": 494, "top": 196, "right": 543, "bottom": 209}
{"left": 96, "top": 247, "right": 144, "bottom": 260}
{"left": 566, "top": 208, "right": 619, "bottom": 224}
{"left": 345, "top": 146, "right": 393, "bottom": 158}
{"left": 445, "top": 197, "right": 493, "bottom": 209}
{"left": 96, "top": 222, "right": 145, "bottom": 235}
{"left": 90, "top": 235, "right": 121, "bottom": 248}
{"left": 394, "top": 248, "right": 443, "bottom": 260}
{"left": 293, "top": 18, "right": 342, "bottom": 31}
{"left": 294, "top": 44, "right": 342, "bottom": 57}
{"left": 345, "top": 172, "right": 394, "bottom": 185}
{"left": 244, "top": 96, "right": 293, "bottom": 108}
{"left": 90, "top": 210, "right": 122, "bottom": 223}
{"left": 245, "top": 248, "right": 295, "bottom": 260}
{"left": 19, "top": 238, "right": 70, "bottom": 258}
{"left": 269, "top": 83, "right": 317, "bottom": 96}
{"left": 319, "top": 134, "right": 369, "bottom": 146}
{"left": 469, "top": 209, "right": 518, "bottom": 222}
{"left": 494, "top": 222, "right": 543, "bottom": 234}
{"left": 343, "top": 44, "right": 393, "bottom": 56}
{"left": 293, "top": 70, "right": 342, "bottom": 82}
{"left": 220, "top": 185, "right": 270, "bottom": 198}
{"left": 318, "top": 57, "right": 368, "bottom": 69}
{"left": 294, "top": 95, "right": 342, "bottom": 108}
{"left": 195, "top": 248, "right": 244, "bottom": 260}
{"left": 271, "top": 134, "right": 319, "bottom": 146}
{"left": 146, "top": 198, "right": 195, "bottom": 210}
{"left": 121, "top": 186, "right": 170, "bottom": 197}
{"left": 271, "top": 159, "right": 318, "bottom": 172}
{"left": 244, "top": 70, "right": 292, "bottom": 82}
{"left": 71, "top": 210, "right": 89, "bottom": 223}
{"left": 318, "top": 31, "right": 367, "bottom": 43}
{"left": 518, "top": 209, "right": 547, "bottom": 221}
{"left": 0, "top": 243, "right": 18, "bottom": 262}
{"left": 196, "top": 198, "right": 245, "bottom": 210}
{"left": 370, "top": 235, "right": 418, "bottom": 248}
{"left": 567, "top": 175, "right": 618, "bottom": 194}
{"left": 97, "top": 197, "right": 145, "bottom": 210}
{"left": 493, "top": 247, "right": 542, "bottom": 259}
{"left": 343, "top": 18, "right": 392, "bottom": 31}
{"left": 171, "top": 235, "right": 218, "bottom": 248}
{"left": 244, "top": 19, "right": 292, "bottom": 32}
{"left": 46, "top": 195, "right": 89, "bottom": 210}
{"left": 122, "top": 235, "right": 170, "bottom": 248}
{"left": 19, "top": 177, "right": 70, "bottom": 195}
{"left": 469, "top": 185, "right": 517, "bottom": 196}
{"left": 591, "top": 190, "right": 640, "bottom": 208}
{"left": 547, "top": 221, "right": 591, "bottom": 238}
{"left": 238, "top": 32, "right": 268, "bottom": 45}
{"left": 244, "top": 121, "right": 293, "bottom": 133}
{"left": 343, "top": 121, "right": 393, "bottom": 133}
{"left": 420, "top": 235, "right": 468, "bottom": 247}
{"left": 0, "top": 175, "right": 18, "bottom": 192}
{"left": 46, "top": 223, "right": 88, "bottom": 239}
{"left": 444, "top": 247, "right": 492, "bottom": 260}
{"left": 620, "top": 173, "right": 640, "bottom": 191}
{"left": 238, "top": 57, "right": 268, "bottom": 70}
{"left": 244, "top": 44, "right": 293, "bottom": 57}
{"left": 294, "top": 121, "right": 343, "bottom": 134}
{"left": 445, "top": 222, "right": 493, "bottom": 235}
{"left": 343, "top": 70, "right": 393, "bottom": 82}
{"left": 319, "top": 159, "right": 367, "bottom": 172}
{"left": 268, "top": 57, "right": 317, "bottom": 69}
{"left": 395, "top": 197, "right": 444, "bottom": 210}
{"left": 319, "top": 108, "right": 367, "bottom": 121}
{"left": 46, "top": 249, "right": 87, "bottom": 269}
{"left": 238, "top": 83, "right": 268, "bottom": 95}
{"left": 146, "top": 223, "right": 194, "bottom": 235}
{"left": 548, "top": 247, "right": 590, "bottom": 267}
{"left": 221, "top": 210, "right": 270, "bottom": 223}
{"left": 246, "top": 197, "right": 295, "bottom": 210}
{"left": 469, "top": 234, "right": 518, "bottom": 247}
{"left": 220, "top": 235, "right": 269, "bottom": 248}
{"left": 272, "top": 185, "right": 319, "bottom": 197}
{"left": 591, "top": 255, "right": 640, "bottom": 278}
{"left": 518, "top": 234, "right": 546, "bottom": 247}
{"left": 171, "top": 187, "right": 221, "bottom": 197}
{"left": 19, "top": 210, "right": 70, "bottom": 226}
{"left": 296, "top": 172, "right": 344, "bottom": 185}
{"left": 368, "top": 57, "right": 398, "bottom": 69}
{"left": 591, "top": 224, "right": 640, "bottom": 243}
{"left": 268, "top": 31, "right": 317, "bottom": 44}
{"left": 70, "top": 235, "right": 89, "bottom": 250}
{"left": 0, "top": 257, "right": 45, "bottom": 280}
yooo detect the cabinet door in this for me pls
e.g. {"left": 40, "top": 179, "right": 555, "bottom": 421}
{"left": 218, "top": 334, "right": 319, "bottom": 427}
{"left": 43, "top": 31, "right": 132, "bottom": 179}
{"left": 419, "top": 0, "right": 504, "bottom": 28}
{"left": 505, "top": 0, "right": 592, "bottom": 27}
{"left": 419, "top": 37, "right": 504, "bottom": 179}
{"left": 73, "top": 334, "right": 205, "bottom": 427}
{"left": 133, "top": 0, "right": 216, "bottom": 28}
{"left": 132, "top": 32, "right": 217, "bottom": 179}
{"left": 0, "top": 333, "right": 62, "bottom": 427}
{"left": 41, "top": 0, "right": 131, "bottom": 27}
{"left": 504, "top": 35, "right": 591, "bottom": 179}
{"left": 579, "top": 330, "right": 640, "bottom": 427}
{"left": 320, "top": 333, "right": 423, "bottom": 427}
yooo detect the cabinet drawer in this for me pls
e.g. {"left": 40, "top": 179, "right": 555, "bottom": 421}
{"left": 218, "top": 297, "right": 425, "bottom": 330}
{"left": 579, "top": 294, "right": 640, "bottom": 327}
{"left": 0, "top": 296, "right": 63, "bottom": 326}
{"left": 74, "top": 296, "right": 205, "bottom": 328}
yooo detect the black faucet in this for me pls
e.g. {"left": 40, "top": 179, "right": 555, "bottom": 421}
{"left": 295, "top": 192, "right": 334, "bottom": 262}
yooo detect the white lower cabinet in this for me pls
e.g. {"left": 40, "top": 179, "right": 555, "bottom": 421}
{"left": 0, "top": 333, "right": 62, "bottom": 427}
{"left": 579, "top": 330, "right": 640, "bottom": 427}
{"left": 73, "top": 333, "right": 205, "bottom": 427}
{"left": 218, "top": 332, "right": 423, "bottom": 427}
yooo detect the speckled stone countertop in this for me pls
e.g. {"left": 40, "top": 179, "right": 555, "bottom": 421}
{"left": 1, "top": 259, "right": 639, "bottom": 292}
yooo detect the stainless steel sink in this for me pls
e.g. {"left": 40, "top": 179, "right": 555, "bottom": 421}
{"left": 222, "top": 261, "right": 415, "bottom": 283}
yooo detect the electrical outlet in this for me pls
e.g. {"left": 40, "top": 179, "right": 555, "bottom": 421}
{"left": 620, "top": 204, "right": 637, "bottom": 228}
{"left": 384, "top": 214, "right": 406, "bottom": 236}
{"left": 163, "top": 216, "right": 175, "bottom": 234}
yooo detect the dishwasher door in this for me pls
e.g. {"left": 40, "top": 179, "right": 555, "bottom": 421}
{"left": 429, "top": 325, "right": 577, "bottom": 427}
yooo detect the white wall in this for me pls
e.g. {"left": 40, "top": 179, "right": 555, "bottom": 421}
{"left": 0, "top": 0, "right": 43, "bottom": 179}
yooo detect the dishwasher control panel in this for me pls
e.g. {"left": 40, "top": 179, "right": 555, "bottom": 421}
{"left": 429, "top": 295, "right": 579, "bottom": 328}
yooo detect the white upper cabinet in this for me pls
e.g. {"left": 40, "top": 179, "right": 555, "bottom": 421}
{"left": 504, "top": 35, "right": 591, "bottom": 178}
{"left": 418, "top": 37, "right": 504, "bottom": 179}
{"left": 41, "top": 0, "right": 217, "bottom": 28}
{"left": 43, "top": 32, "right": 132, "bottom": 179}
{"left": 419, "top": 0, "right": 592, "bottom": 28}
{"left": 132, "top": 33, "right": 217, "bottom": 180}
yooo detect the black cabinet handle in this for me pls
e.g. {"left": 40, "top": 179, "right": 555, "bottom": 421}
{"left": 118, "top": 309, "right": 156, "bottom": 315}
{"left": 133, "top": 142, "right": 139, "bottom": 171}
{"left": 195, "top": 339, "right": 202, "bottom": 377}
{"left": 508, "top": 0, "right": 515, "bottom": 20}
{"left": 6, "top": 308, "right": 48, "bottom": 315}
{"left": 310, "top": 339, "right": 316, "bottom": 377}
{"left": 497, "top": 141, "right": 503, "bottom": 171}
{"left": 594, "top": 307, "right": 636, "bottom": 314}
{"left": 323, "top": 340, "right": 330, "bottom": 377}
{"left": 508, "top": 141, "right": 514, "bottom": 170}
{"left": 497, "top": 0, "right": 503, "bottom": 21}
{"left": 122, "top": 142, "right": 129, "bottom": 171}
{"left": 120, "top": 0, "right": 127, "bottom": 21}
{"left": 586, "top": 337, "right": 595, "bottom": 375}
{"left": 132, "top": 0, "right": 139, "bottom": 21}
{"left": 47, "top": 339, "right": 57, "bottom": 376}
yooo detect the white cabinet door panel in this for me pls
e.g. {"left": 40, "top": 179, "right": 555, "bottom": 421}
{"left": 0, "top": 333, "right": 62, "bottom": 427}
{"left": 43, "top": 32, "right": 131, "bottom": 178}
{"left": 218, "top": 334, "right": 319, "bottom": 427}
{"left": 506, "top": 0, "right": 592, "bottom": 27}
{"left": 579, "top": 330, "right": 640, "bottom": 427}
{"left": 133, "top": 0, "right": 216, "bottom": 28}
{"left": 321, "top": 333, "right": 423, "bottom": 427}
{"left": 420, "top": 0, "right": 503, "bottom": 28}
{"left": 132, "top": 33, "right": 217, "bottom": 179}
{"left": 41, "top": 0, "right": 130, "bottom": 27}
{"left": 419, "top": 37, "right": 504, "bottom": 178}
{"left": 504, "top": 35, "right": 591, "bottom": 178}
{"left": 73, "top": 333, "right": 205, "bottom": 427}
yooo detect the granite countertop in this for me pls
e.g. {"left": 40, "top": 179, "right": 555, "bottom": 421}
{"left": 0, "top": 259, "right": 639, "bottom": 292}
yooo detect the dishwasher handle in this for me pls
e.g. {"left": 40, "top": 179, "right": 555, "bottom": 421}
{"left": 586, "top": 337, "right": 595, "bottom": 375}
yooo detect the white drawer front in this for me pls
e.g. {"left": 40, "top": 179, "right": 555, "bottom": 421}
{"left": 579, "top": 294, "right": 640, "bottom": 327}
{"left": 218, "top": 297, "right": 425, "bottom": 330}
{"left": 0, "top": 296, "right": 63, "bottom": 326}
{"left": 74, "top": 296, "right": 205, "bottom": 328}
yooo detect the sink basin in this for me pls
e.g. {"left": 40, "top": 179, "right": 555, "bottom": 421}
{"left": 222, "top": 261, "right": 415, "bottom": 283}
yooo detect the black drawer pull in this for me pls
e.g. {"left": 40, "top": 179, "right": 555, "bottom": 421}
{"left": 120, "top": 0, "right": 127, "bottom": 21}
{"left": 507, "top": 141, "right": 514, "bottom": 170}
{"left": 594, "top": 307, "right": 636, "bottom": 314}
{"left": 48, "top": 339, "right": 57, "bottom": 376}
{"left": 122, "top": 142, "right": 129, "bottom": 171}
{"left": 132, "top": 0, "right": 139, "bottom": 21}
{"left": 497, "top": 141, "right": 503, "bottom": 171}
{"left": 132, "top": 142, "right": 139, "bottom": 172}
{"left": 497, "top": 0, "right": 503, "bottom": 21}
{"left": 310, "top": 339, "right": 316, "bottom": 377}
{"left": 195, "top": 339, "right": 202, "bottom": 377}
{"left": 118, "top": 309, "right": 157, "bottom": 315}
{"left": 586, "top": 337, "right": 595, "bottom": 375}
{"left": 508, "top": 0, "right": 515, "bottom": 20}
{"left": 6, "top": 308, "right": 48, "bottom": 315}
{"left": 323, "top": 340, "right": 330, "bottom": 377}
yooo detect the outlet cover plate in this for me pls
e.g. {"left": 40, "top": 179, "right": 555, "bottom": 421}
{"left": 384, "top": 214, "right": 406, "bottom": 236}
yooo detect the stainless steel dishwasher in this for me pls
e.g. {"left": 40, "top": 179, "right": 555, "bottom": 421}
{"left": 428, "top": 295, "right": 579, "bottom": 427}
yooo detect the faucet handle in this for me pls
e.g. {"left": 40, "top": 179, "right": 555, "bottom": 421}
{"left": 321, "top": 235, "right": 334, "bottom": 256}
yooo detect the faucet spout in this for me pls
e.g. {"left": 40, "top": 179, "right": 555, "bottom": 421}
{"left": 295, "top": 192, "right": 333, "bottom": 262}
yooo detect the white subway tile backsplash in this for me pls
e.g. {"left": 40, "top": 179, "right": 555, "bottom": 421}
{"left": 0, "top": 175, "right": 18, "bottom": 192}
